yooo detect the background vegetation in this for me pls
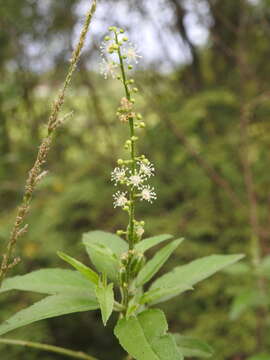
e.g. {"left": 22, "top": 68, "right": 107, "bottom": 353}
{"left": 0, "top": 0, "right": 269, "bottom": 359}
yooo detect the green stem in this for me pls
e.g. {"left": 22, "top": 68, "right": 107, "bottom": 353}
{"left": 115, "top": 32, "right": 135, "bottom": 250}
{"left": 0, "top": 338, "right": 99, "bottom": 360}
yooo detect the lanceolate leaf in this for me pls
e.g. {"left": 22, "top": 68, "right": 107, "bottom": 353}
{"left": 150, "top": 254, "right": 244, "bottom": 303}
{"left": 135, "top": 234, "right": 174, "bottom": 253}
{"left": 173, "top": 334, "right": 214, "bottom": 358}
{"left": 140, "top": 284, "right": 192, "bottom": 305}
{"left": 95, "top": 282, "right": 114, "bottom": 326}
{"left": 57, "top": 251, "right": 99, "bottom": 285}
{"left": 0, "top": 294, "right": 99, "bottom": 336}
{"left": 0, "top": 269, "right": 95, "bottom": 297}
{"left": 136, "top": 238, "right": 184, "bottom": 287}
{"left": 114, "top": 309, "right": 183, "bottom": 360}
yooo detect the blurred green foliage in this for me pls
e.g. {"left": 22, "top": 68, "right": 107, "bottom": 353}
{"left": 0, "top": 0, "right": 270, "bottom": 359}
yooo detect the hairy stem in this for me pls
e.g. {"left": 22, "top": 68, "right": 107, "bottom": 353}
{"left": 0, "top": 338, "right": 99, "bottom": 360}
{"left": 0, "top": 0, "right": 97, "bottom": 286}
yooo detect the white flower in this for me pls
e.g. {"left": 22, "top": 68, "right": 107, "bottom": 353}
{"left": 113, "top": 191, "right": 128, "bottom": 208}
{"left": 138, "top": 161, "right": 155, "bottom": 178}
{"left": 129, "top": 173, "right": 145, "bottom": 187}
{"left": 100, "top": 40, "right": 115, "bottom": 56}
{"left": 124, "top": 43, "right": 142, "bottom": 64}
{"left": 135, "top": 225, "right": 144, "bottom": 237}
{"left": 100, "top": 59, "right": 118, "bottom": 79}
{"left": 140, "top": 185, "right": 157, "bottom": 203}
{"left": 111, "top": 167, "right": 127, "bottom": 185}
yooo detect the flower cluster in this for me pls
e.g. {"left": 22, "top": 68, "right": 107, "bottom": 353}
{"left": 101, "top": 26, "right": 156, "bottom": 242}
{"left": 112, "top": 159, "right": 156, "bottom": 208}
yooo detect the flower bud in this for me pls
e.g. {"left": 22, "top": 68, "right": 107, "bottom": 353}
{"left": 120, "top": 28, "right": 125, "bottom": 33}
{"left": 104, "top": 36, "right": 110, "bottom": 41}
{"left": 128, "top": 65, "right": 133, "bottom": 70}
{"left": 117, "top": 159, "right": 124, "bottom": 165}
{"left": 139, "top": 122, "right": 146, "bottom": 128}
{"left": 133, "top": 87, "right": 138, "bottom": 93}
{"left": 123, "top": 37, "right": 128, "bottom": 42}
{"left": 136, "top": 113, "right": 142, "bottom": 120}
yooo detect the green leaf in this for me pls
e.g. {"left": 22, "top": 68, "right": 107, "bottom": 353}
{"left": 84, "top": 243, "right": 120, "bottom": 282}
{"left": 57, "top": 251, "right": 99, "bottom": 285}
{"left": 150, "top": 254, "right": 244, "bottom": 303}
{"left": 95, "top": 282, "right": 114, "bottom": 326}
{"left": 0, "top": 294, "right": 99, "bottom": 336}
{"left": 140, "top": 285, "right": 192, "bottom": 306}
{"left": 83, "top": 231, "right": 128, "bottom": 282}
{"left": 114, "top": 309, "right": 183, "bottom": 360}
{"left": 135, "top": 234, "right": 174, "bottom": 253}
{"left": 258, "top": 255, "right": 270, "bottom": 278}
{"left": 229, "top": 290, "right": 268, "bottom": 320}
{"left": 222, "top": 262, "right": 251, "bottom": 275}
{"left": 247, "top": 354, "right": 270, "bottom": 360}
{"left": 83, "top": 230, "right": 128, "bottom": 256}
{"left": 173, "top": 334, "right": 214, "bottom": 358}
{"left": 0, "top": 269, "right": 95, "bottom": 297}
{"left": 136, "top": 238, "right": 184, "bottom": 287}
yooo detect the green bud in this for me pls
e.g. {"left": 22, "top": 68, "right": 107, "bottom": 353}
{"left": 136, "top": 113, "right": 142, "bottom": 120}
{"left": 126, "top": 140, "right": 132, "bottom": 145}
{"left": 131, "top": 136, "right": 138, "bottom": 141}
{"left": 104, "top": 36, "right": 110, "bottom": 41}
{"left": 108, "top": 26, "right": 114, "bottom": 31}
{"left": 117, "top": 159, "right": 124, "bottom": 165}
{"left": 113, "top": 44, "right": 119, "bottom": 51}
{"left": 129, "top": 79, "right": 135, "bottom": 84}
{"left": 130, "top": 98, "right": 135, "bottom": 103}
{"left": 128, "top": 64, "right": 133, "bottom": 70}
{"left": 123, "top": 206, "right": 129, "bottom": 212}
{"left": 140, "top": 221, "right": 145, "bottom": 226}
{"left": 122, "top": 54, "right": 127, "bottom": 59}
{"left": 133, "top": 87, "right": 138, "bottom": 93}
{"left": 123, "top": 36, "right": 128, "bottom": 42}
{"left": 139, "top": 122, "right": 146, "bottom": 128}
{"left": 120, "top": 28, "right": 124, "bottom": 33}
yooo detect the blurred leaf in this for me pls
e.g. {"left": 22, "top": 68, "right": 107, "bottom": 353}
{"left": 140, "top": 284, "right": 192, "bottom": 306}
{"left": 173, "top": 334, "right": 214, "bottom": 358}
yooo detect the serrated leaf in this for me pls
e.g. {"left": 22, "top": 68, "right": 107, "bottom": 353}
{"left": 0, "top": 294, "right": 99, "bottom": 336}
{"left": 114, "top": 309, "right": 183, "bottom": 360}
{"left": 83, "top": 231, "right": 128, "bottom": 282}
{"left": 95, "top": 282, "right": 114, "bottom": 326}
{"left": 57, "top": 251, "right": 99, "bottom": 285}
{"left": 173, "top": 334, "right": 214, "bottom": 358}
{"left": 0, "top": 269, "right": 95, "bottom": 297}
{"left": 136, "top": 238, "right": 184, "bottom": 287}
{"left": 150, "top": 254, "right": 244, "bottom": 303}
{"left": 140, "top": 284, "right": 192, "bottom": 305}
{"left": 135, "top": 234, "right": 174, "bottom": 253}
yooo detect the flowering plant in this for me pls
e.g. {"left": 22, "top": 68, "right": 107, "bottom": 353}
{"left": 0, "top": 24, "right": 244, "bottom": 360}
